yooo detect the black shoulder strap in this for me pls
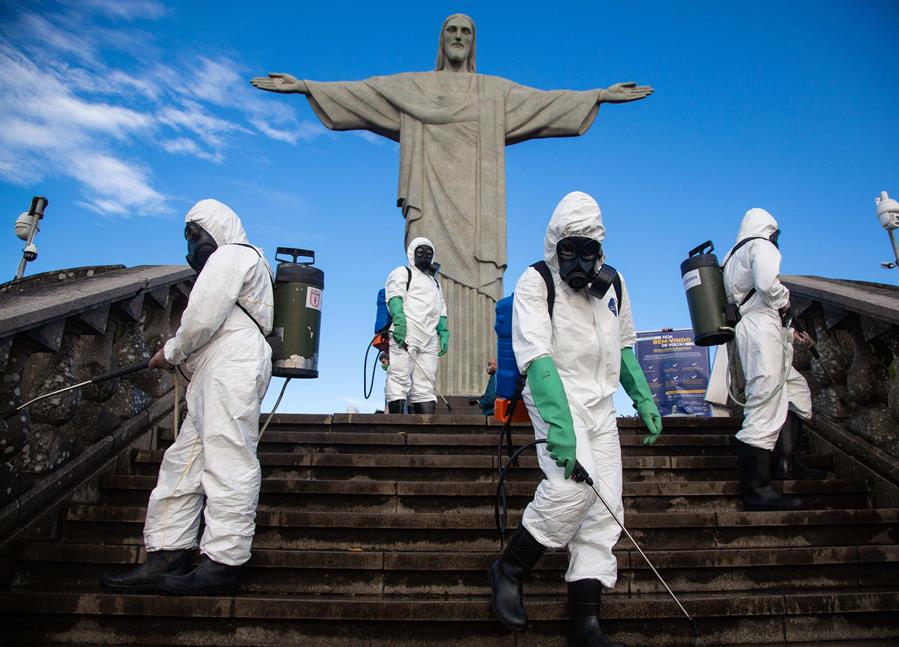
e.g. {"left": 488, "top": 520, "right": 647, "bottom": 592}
{"left": 722, "top": 236, "right": 770, "bottom": 268}
{"left": 230, "top": 243, "right": 269, "bottom": 334}
{"left": 739, "top": 288, "right": 757, "bottom": 307}
{"left": 530, "top": 261, "right": 555, "bottom": 318}
{"left": 612, "top": 271, "right": 623, "bottom": 308}
{"left": 528, "top": 261, "right": 622, "bottom": 318}
{"left": 721, "top": 237, "right": 772, "bottom": 306}
{"left": 404, "top": 266, "right": 440, "bottom": 290}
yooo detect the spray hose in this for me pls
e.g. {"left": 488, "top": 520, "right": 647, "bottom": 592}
{"left": 260, "top": 377, "right": 292, "bottom": 436}
{"left": 363, "top": 337, "right": 381, "bottom": 400}
{"left": 725, "top": 323, "right": 793, "bottom": 409}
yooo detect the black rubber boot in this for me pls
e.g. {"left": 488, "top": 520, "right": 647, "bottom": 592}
{"left": 387, "top": 399, "right": 406, "bottom": 414}
{"left": 157, "top": 556, "right": 240, "bottom": 596}
{"left": 735, "top": 439, "right": 803, "bottom": 511}
{"left": 567, "top": 579, "right": 626, "bottom": 647}
{"left": 99, "top": 549, "right": 192, "bottom": 593}
{"left": 411, "top": 401, "right": 436, "bottom": 414}
{"left": 773, "top": 412, "right": 826, "bottom": 480}
{"left": 487, "top": 525, "right": 546, "bottom": 632}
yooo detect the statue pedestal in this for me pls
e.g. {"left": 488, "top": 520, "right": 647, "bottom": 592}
{"left": 436, "top": 276, "right": 498, "bottom": 397}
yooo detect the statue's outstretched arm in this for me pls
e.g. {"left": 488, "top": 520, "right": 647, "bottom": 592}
{"left": 250, "top": 72, "right": 308, "bottom": 95}
{"left": 599, "top": 81, "right": 653, "bottom": 104}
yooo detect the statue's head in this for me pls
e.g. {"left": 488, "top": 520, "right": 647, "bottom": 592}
{"left": 435, "top": 14, "right": 476, "bottom": 72}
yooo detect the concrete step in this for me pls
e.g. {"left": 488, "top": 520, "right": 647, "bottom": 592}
{"left": 1, "top": 589, "right": 897, "bottom": 646}
{"left": 130, "top": 450, "right": 835, "bottom": 483}
{"left": 98, "top": 474, "right": 869, "bottom": 513}
{"left": 60, "top": 505, "right": 899, "bottom": 553}
{"left": 294, "top": 413, "right": 744, "bottom": 436}
{"left": 14, "top": 543, "right": 899, "bottom": 597}
{"left": 185, "top": 431, "right": 741, "bottom": 457}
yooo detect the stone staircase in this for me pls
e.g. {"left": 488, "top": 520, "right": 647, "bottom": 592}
{"left": 1, "top": 414, "right": 898, "bottom": 646}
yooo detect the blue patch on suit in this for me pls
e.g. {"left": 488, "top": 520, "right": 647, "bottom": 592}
{"left": 608, "top": 298, "right": 618, "bottom": 317}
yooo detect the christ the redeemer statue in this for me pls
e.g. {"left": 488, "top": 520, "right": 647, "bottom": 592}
{"left": 251, "top": 14, "right": 652, "bottom": 397}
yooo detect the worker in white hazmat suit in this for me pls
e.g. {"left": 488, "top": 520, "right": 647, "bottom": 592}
{"left": 100, "top": 199, "right": 273, "bottom": 595}
{"left": 384, "top": 237, "right": 449, "bottom": 414}
{"left": 488, "top": 192, "right": 662, "bottom": 647}
{"left": 722, "top": 207, "right": 818, "bottom": 512}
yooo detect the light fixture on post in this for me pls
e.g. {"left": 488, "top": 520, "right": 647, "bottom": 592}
{"left": 13, "top": 195, "right": 48, "bottom": 281}
{"left": 875, "top": 190, "right": 899, "bottom": 272}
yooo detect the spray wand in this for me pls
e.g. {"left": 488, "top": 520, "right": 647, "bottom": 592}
{"left": 402, "top": 342, "right": 452, "bottom": 412}
{"left": 3, "top": 360, "right": 150, "bottom": 419}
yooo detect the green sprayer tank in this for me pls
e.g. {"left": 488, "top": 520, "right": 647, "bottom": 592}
{"left": 680, "top": 240, "right": 734, "bottom": 347}
{"left": 272, "top": 248, "right": 324, "bottom": 378}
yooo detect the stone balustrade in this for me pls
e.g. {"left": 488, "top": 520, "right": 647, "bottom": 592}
{"left": 782, "top": 275, "right": 899, "bottom": 503}
{"left": 0, "top": 265, "right": 194, "bottom": 537}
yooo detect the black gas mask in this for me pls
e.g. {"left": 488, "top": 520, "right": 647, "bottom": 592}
{"left": 769, "top": 229, "right": 781, "bottom": 248}
{"left": 556, "top": 236, "right": 601, "bottom": 291}
{"left": 414, "top": 244, "right": 440, "bottom": 276}
{"left": 185, "top": 221, "right": 218, "bottom": 273}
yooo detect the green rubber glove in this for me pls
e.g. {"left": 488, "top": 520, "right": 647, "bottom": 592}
{"left": 388, "top": 297, "right": 406, "bottom": 346}
{"left": 620, "top": 347, "right": 663, "bottom": 445}
{"left": 527, "top": 356, "right": 577, "bottom": 479}
{"left": 436, "top": 316, "right": 450, "bottom": 357}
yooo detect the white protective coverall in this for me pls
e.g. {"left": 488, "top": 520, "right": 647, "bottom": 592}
{"left": 722, "top": 208, "right": 811, "bottom": 451}
{"left": 512, "top": 192, "right": 636, "bottom": 587}
{"left": 384, "top": 237, "right": 447, "bottom": 404}
{"left": 144, "top": 199, "right": 274, "bottom": 566}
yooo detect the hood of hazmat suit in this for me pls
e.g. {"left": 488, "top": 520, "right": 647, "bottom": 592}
{"left": 543, "top": 191, "right": 606, "bottom": 274}
{"left": 406, "top": 236, "right": 435, "bottom": 269}
{"left": 149, "top": 198, "right": 274, "bottom": 567}
{"left": 733, "top": 207, "right": 779, "bottom": 248}
{"left": 385, "top": 236, "right": 447, "bottom": 349}
{"left": 186, "top": 198, "right": 250, "bottom": 247}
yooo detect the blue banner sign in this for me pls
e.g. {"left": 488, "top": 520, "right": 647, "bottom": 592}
{"left": 635, "top": 329, "right": 710, "bottom": 417}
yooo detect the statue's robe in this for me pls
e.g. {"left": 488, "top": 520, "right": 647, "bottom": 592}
{"left": 306, "top": 71, "right": 601, "bottom": 395}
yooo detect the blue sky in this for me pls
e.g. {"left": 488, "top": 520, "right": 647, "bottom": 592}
{"left": 1, "top": 0, "right": 898, "bottom": 415}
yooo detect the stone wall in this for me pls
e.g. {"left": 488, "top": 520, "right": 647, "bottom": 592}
{"left": 783, "top": 276, "right": 899, "bottom": 457}
{"left": 0, "top": 265, "right": 194, "bottom": 523}
{"left": 781, "top": 276, "right": 899, "bottom": 505}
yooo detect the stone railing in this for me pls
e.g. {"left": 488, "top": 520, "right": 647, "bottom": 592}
{"left": 783, "top": 275, "right": 899, "bottom": 504}
{"left": 0, "top": 265, "right": 194, "bottom": 540}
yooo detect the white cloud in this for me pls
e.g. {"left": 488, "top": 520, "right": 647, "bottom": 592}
{"left": 158, "top": 102, "right": 250, "bottom": 144}
{"left": 249, "top": 117, "right": 325, "bottom": 145}
{"left": 8, "top": 10, "right": 97, "bottom": 63}
{"left": 160, "top": 138, "right": 223, "bottom": 163}
{"left": 41, "top": 94, "right": 154, "bottom": 139}
{"left": 0, "top": 40, "right": 165, "bottom": 214}
{"left": 68, "top": 153, "right": 166, "bottom": 216}
{"left": 187, "top": 57, "right": 245, "bottom": 106}
{"left": 75, "top": 0, "right": 169, "bottom": 21}
{"left": 0, "top": 3, "right": 332, "bottom": 218}
{"left": 354, "top": 131, "right": 389, "bottom": 146}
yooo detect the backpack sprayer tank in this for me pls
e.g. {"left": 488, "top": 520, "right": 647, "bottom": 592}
{"left": 272, "top": 247, "right": 324, "bottom": 378}
{"left": 681, "top": 240, "right": 734, "bottom": 347}
{"left": 493, "top": 296, "right": 530, "bottom": 422}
